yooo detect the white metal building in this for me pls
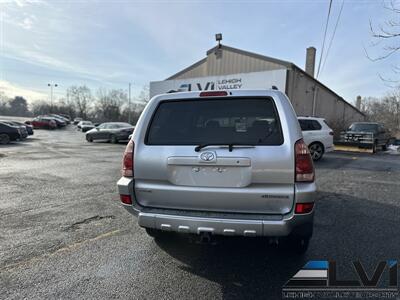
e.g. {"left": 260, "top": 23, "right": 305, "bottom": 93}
{"left": 150, "top": 44, "right": 365, "bottom": 127}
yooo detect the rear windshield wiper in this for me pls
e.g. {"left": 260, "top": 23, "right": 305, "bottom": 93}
{"left": 194, "top": 143, "right": 255, "bottom": 152}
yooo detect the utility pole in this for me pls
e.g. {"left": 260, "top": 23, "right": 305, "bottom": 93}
{"left": 312, "top": 85, "right": 317, "bottom": 117}
{"left": 128, "top": 82, "right": 132, "bottom": 124}
{"left": 48, "top": 83, "right": 58, "bottom": 112}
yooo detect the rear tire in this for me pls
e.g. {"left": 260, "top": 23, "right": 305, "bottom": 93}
{"left": 0, "top": 134, "right": 10, "bottom": 145}
{"left": 110, "top": 134, "right": 118, "bottom": 144}
{"left": 285, "top": 236, "right": 310, "bottom": 255}
{"left": 145, "top": 228, "right": 162, "bottom": 238}
{"left": 309, "top": 142, "right": 324, "bottom": 161}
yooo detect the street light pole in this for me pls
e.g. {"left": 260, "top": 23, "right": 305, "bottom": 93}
{"left": 48, "top": 83, "right": 58, "bottom": 112}
{"left": 128, "top": 82, "right": 131, "bottom": 124}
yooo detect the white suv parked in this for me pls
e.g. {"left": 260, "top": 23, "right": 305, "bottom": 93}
{"left": 298, "top": 117, "right": 334, "bottom": 161}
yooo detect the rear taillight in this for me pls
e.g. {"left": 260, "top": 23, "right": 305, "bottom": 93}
{"left": 122, "top": 139, "right": 134, "bottom": 177}
{"left": 329, "top": 131, "right": 334, "bottom": 136}
{"left": 120, "top": 194, "right": 132, "bottom": 205}
{"left": 295, "top": 139, "right": 315, "bottom": 182}
{"left": 295, "top": 202, "right": 314, "bottom": 214}
{"left": 199, "top": 91, "right": 228, "bottom": 97}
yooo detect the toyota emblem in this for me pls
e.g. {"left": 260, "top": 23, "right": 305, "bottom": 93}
{"left": 200, "top": 151, "right": 215, "bottom": 162}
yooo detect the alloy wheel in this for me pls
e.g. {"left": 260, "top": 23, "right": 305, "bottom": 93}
{"left": 0, "top": 134, "right": 10, "bottom": 145}
{"left": 309, "top": 143, "right": 323, "bottom": 161}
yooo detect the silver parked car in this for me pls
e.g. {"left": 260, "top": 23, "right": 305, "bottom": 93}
{"left": 77, "top": 120, "right": 95, "bottom": 132}
{"left": 117, "top": 90, "right": 316, "bottom": 253}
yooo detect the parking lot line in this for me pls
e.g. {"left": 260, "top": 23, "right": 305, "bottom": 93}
{"left": 1, "top": 230, "right": 121, "bottom": 272}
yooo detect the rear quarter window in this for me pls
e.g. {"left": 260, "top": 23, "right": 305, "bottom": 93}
{"left": 146, "top": 97, "right": 284, "bottom": 146}
{"left": 299, "top": 119, "right": 322, "bottom": 131}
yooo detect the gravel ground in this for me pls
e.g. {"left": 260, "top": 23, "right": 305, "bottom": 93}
{"left": 0, "top": 126, "right": 399, "bottom": 299}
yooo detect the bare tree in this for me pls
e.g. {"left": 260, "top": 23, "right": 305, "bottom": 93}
{"left": 362, "top": 88, "right": 400, "bottom": 134}
{"left": 67, "top": 85, "right": 93, "bottom": 119}
{"left": 31, "top": 101, "right": 52, "bottom": 116}
{"left": 0, "top": 93, "right": 31, "bottom": 117}
{"left": 0, "top": 92, "right": 9, "bottom": 115}
{"left": 137, "top": 85, "right": 150, "bottom": 103}
{"left": 366, "top": 0, "right": 400, "bottom": 82}
{"left": 95, "top": 88, "right": 127, "bottom": 122}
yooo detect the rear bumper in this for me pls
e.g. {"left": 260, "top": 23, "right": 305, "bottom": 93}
{"left": 334, "top": 142, "right": 374, "bottom": 153}
{"left": 117, "top": 177, "right": 315, "bottom": 237}
{"left": 325, "top": 145, "right": 334, "bottom": 153}
{"left": 136, "top": 210, "right": 313, "bottom": 237}
{"left": 335, "top": 141, "right": 374, "bottom": 148}
{"left": 9, "top": 132, "right": 20, "bottom": 141}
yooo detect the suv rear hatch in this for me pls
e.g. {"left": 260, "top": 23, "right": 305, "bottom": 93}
{"left": 134, "top": 96, "right": 295, "bottom": 215}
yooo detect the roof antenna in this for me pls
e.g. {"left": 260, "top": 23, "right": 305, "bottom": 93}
{"left": 215, "top": 33, "right": 222, "bottom": 48}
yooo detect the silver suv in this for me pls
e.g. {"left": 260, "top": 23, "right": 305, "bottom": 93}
{"left": 117, "top": 90, "right": 316, "bottom": 253}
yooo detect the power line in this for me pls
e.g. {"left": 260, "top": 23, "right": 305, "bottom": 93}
{"left": 316, "top": 0, "right": 333, "bottom": 79}
{"left": 320, "top": 0, "right": 345, "bottom": 76}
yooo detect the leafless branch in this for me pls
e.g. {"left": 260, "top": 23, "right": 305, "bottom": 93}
{"left": 378, "top": 73, "right": 400, "bottom": 88}
{"left": 367, "top": 2, "right": 400, "bottom": 81}
{"left": 383, "top": 0, "right": 400, "bottom": 13}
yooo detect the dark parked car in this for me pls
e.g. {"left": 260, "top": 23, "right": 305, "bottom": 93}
{"left": 343, "top": 122, "right": 391, "bottom": 152}
{"left": 43, "top": 115, "right": 66, "bottom": 127}
{"left": 86, "top": 122, "right": 134, "bottom": 143}
{"left": 9, "top": 121, "right": 34, "bottom": 135}
{"left": 28, "top": 117, "right": 57, "bottom": 129}
{"left": 0, "top": 122, "right": 21, "bottom": 144}
{"left": 50, "top": 114, "right": 70, "bottom": 124}
{"left": 58, "top": 113, "right": 71, "bottom": 120}
{"left": 56, "top": 114, "right": 71, "bottom": 124}
{"left": 0, "top": 121, "right": 28, "bottom": 139}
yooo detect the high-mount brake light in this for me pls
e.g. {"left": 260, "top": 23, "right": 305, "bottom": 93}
{"left": 199, "top": 91, "right": 228, "bottom": 97}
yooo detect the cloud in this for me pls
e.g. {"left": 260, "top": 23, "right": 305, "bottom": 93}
{"left": 13, "top": 0, "right": 46, "bottom": 7}
{"left": 3, "top": 10, "right": 38, "bottom": 31}
{"left": 0, "top": 80, "right": 47, "bottom": 101}
{"left": 2, "top": 42, "right": 115, "bottom": 84}
{"left": 125, "top": 3, "right": 211, "bottom": 58}
{"left": 18, "top": 15, "right": 35, "bottom": 29}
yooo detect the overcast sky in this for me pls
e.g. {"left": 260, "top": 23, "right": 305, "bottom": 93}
{"left": 0, "top": 0, "right": 398, "bottom": 104}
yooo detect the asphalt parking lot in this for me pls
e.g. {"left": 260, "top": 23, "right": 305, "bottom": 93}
{"left": 1, "top": 126, "right": 399, "bottom": 299}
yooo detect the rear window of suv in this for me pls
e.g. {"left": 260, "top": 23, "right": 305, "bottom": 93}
{"left": 299, "top": 119, "right": 322, "bottom": 131}
{"left": 146, "top": 98, "right": 283, "bottom": 146}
